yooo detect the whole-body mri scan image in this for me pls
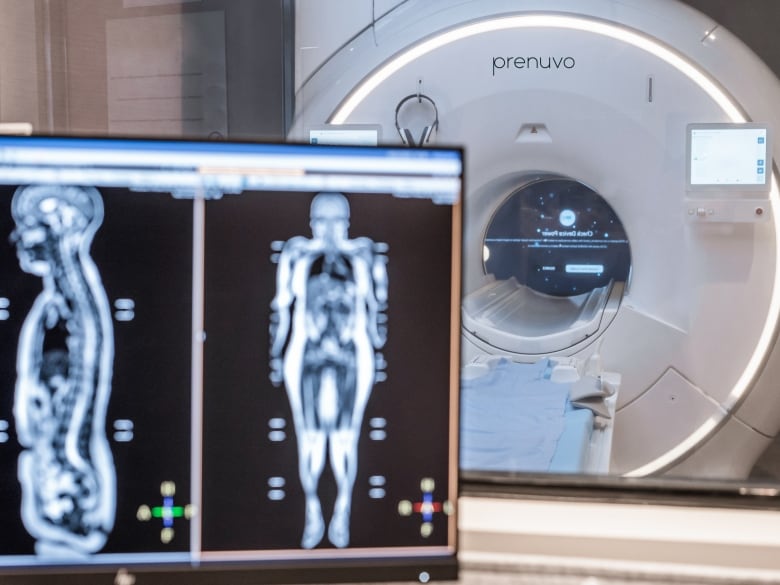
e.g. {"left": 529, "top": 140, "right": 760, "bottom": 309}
{"left": 10, "top": 185, "right": 115, "bottom": 557}
{"left": 270, "top": 192, "right": 389, "bottom": 549}
{"left": 0, "top": 182, "right": 194, "bottom": 561}
{"left": 202, "top": 186, "right": 455, "bottom": 554}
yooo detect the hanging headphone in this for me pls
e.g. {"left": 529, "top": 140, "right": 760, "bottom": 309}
{"left": 394, "top": 93, "right": 439, "bottom": 146}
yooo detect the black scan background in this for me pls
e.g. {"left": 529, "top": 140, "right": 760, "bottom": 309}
{"left": 201, "top": 191, "right": 456, "bottom": 552}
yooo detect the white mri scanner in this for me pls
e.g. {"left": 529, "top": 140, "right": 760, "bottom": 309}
{"left": 290, "top": 0, "right": 780, "bottom": 480}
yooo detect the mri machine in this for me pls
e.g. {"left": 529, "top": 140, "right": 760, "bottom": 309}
{"left": 290, "top": 0, "right": 780, "bottom": 480}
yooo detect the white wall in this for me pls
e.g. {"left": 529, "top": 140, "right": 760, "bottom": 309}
{"left": 294, "top": 0, "right": 404, "bottom": 92}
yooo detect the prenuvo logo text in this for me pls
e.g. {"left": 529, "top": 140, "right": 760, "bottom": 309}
{"left": 492, "top": 55, "right": 576, "bottom": 76}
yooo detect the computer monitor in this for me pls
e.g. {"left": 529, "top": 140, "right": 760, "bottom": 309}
{"left": 0, "top": 135, "right": 462, "bottom": 584}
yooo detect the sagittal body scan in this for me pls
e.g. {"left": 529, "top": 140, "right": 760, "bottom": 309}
{"left": 270, "top": 192, "right": 388, "bottom": 549}
{"left": 10, "top": 185, "right": 115, "bottom": 557}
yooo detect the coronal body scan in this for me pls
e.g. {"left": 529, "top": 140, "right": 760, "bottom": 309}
{"left": 270, "top": 192, "right": 389, "bottom": 549}
{"left": 10, "top": 185, "right": 115, "bottom": 557}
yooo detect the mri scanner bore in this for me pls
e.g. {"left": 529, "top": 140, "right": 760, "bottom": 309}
{"left": 482, "top": 176, "right": 631, "bottom": 298}
{"left": 460, "top": 176, "right": 629, "bottom": 474}
{"left": 292, "top": 0, "right": 780, "bottom": 482}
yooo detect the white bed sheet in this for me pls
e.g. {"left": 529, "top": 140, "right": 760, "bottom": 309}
{"left": 460, "top": 359, "right": 594, "bottom": 473}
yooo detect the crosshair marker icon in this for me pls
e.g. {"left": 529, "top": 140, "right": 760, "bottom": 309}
{"left": 398, "top": 478, "right": 453, "bottom": 538}
{"left": 137, "top": 481, "right": 196, "bottom": 543}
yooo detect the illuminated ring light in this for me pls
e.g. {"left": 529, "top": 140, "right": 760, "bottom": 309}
{"left": 329, "top": 13, "right": 780, "bottom": 477}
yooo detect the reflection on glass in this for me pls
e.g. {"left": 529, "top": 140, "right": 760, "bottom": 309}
{"left": 462, "top": 177, "right": 629, "bottom": 477}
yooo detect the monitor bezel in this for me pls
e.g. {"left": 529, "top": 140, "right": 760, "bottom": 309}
{"left": 0, "top": 133, "right": 462, "bottom": 584}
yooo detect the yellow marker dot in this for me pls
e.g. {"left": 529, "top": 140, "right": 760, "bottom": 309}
{"left": 398, "top": 500, "right": 413, "bottom": 516}
{"left": 161, "top": 481, "right": 176, "bottom": 497}
{"left": 442, "top": 501, "right": 454, "bottom": 515}
{"left": 161, "top": 527, "right": 174, "bottom": 544}
{"left": 184, "top": 504, "right": 197, "bottom": 519}
{"left": 420, "top": 522, "right": 433, "bottom": 538}
{"left": 420, "top": 478, "right": 435, "bottom": 493}
{"left": 136, "top": 505, "right": 151, "bottom": 522}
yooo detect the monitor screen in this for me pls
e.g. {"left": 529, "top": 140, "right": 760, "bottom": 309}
{"left": 687, "top": 123, "right": 771, "bottom": 190}
{"left": 0, "top": 136, "right": 462, "bottom": 584}
{"left": 308, "top": 125, "right": 382, "bottom": 146}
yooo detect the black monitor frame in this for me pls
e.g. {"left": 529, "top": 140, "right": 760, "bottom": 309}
{"left": 0, "top": 135, "right": 462, "bottom": 584}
